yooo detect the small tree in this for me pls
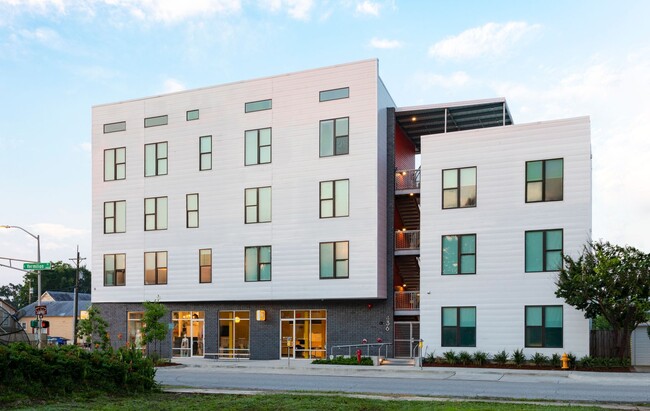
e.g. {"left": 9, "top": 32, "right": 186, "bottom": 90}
{"left": 556, "top": 241, "right": 650, "bottom": 358}
{"left": 77, "top": 305, "right": 111, "bottom": 350}
{"left": 142, "top": 299, "right": 168, "bottom": 359}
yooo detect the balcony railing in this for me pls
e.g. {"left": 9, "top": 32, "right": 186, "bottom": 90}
{"left": 395, "top": 169, "right": 421, "bottom": 191}
{"left": 395, "top": 230, "right": 420, "bottom": 250}
{"left": 395, "top": 291, "right": 420, "bottom": 311}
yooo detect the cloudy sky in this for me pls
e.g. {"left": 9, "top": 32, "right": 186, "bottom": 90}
{"left": 1, "top": 0, "right": 649, "bottom": 288}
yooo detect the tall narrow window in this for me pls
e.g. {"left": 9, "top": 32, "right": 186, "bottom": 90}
{"left": 525, "top": 229, "right": 563, "bottom": 272}
{"left": 442, "top": 307, "right": 476, "bottom": 347}
{"left": 245, "top": 187, "right": 271, "bottom": 223}
{"left": 320, "top": 179, "right": 349, "bottom": 218}
{"left": 145, "top": 142, "right": 168, "bottom": 177}
{"left": 319, "top": 117, "right": 349, "bottom": 157}
{"left": 245, "top": 128, "right": 271, "bottom": 165}
{"left": 442, "top": 234, "right": 476, "bottom": 275}
{"left": 104, "top": 254, "right": 125, "bottom": 286}
{"left": 199, "top": 136, "right": 212, "bottom": 171}
{"left": 245, "top": 246, "right": 271, "bottom": 282}
{"left": 144, "top": 197, "right": 168, "bottom": 231}
{"left": 526, "top": 159, "right": 563, "bottom": 202}
{"left": 144, "top": 251, "right": 167, "bottom": 285}
{"left": 104, "top": 200, "right": 126, "bottom": 234}
{"left": 186, "top": 194, "right": 199, "bottom": 228}
{"left": 319, "top": 241, "right": 349, "bottom": 279}
{"left": 186, "top": 109, "right": 199, "bottom": 121}
{"left": 525, "top": 306, "right": 563, "bottom": 348}
{"left": 442, "top": 167, "right": 477, "bottom": 209}
{"left": 245, "top": 99, "right": 272, "bottom": 113}
{"left": 199, "top": 249, "right": 212, "bottom": 283}
{"left": 104, "top": 147, "right": 126, "bottom": 181}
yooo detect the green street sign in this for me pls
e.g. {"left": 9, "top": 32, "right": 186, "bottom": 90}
{"left": 23, "top": 262, "right": 51, "bottom": 270}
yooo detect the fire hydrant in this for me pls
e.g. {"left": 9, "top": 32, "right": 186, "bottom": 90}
{"left": 356, "top": 349, "right": 362, "bottom": 364}
{"left": 560, "top": 352, "right": 570, "bottom": 370}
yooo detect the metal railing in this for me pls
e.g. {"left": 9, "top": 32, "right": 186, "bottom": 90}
{"left": 395, "top": 169, "right": 421, "bottom": 191}
{"left": 329, "top": 342, "right": 392, "bottom": 359}
{"left": 394, "top": 291, "right": 420, "bottom": 311}
{"left": 395, "top": 230, "right": 420, "bottom": 250}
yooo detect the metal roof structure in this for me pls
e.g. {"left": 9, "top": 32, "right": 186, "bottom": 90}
{"left": 395, "top": 98, "right": 513, "bottom": 151}
{"left": 42, "top": 291, "right": 91, "bottom": 302}
{"left": 17, "top": 299, "right": 91, "bottom": 319}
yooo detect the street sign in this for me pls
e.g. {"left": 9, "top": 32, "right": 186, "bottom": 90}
{"left": 35, "top": 305, "right": 47, "bottom": 316}
{"left": 23, "top": 262, "right": 51, "bottom": 270}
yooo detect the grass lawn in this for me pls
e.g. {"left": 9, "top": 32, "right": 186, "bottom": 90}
{"left": 2, "top": 392, "right": 619, "bottom": 411}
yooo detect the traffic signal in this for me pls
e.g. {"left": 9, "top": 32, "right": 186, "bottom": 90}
{"left": 30, "top": 319, "right": 39, "bottom": 328}
{"left": 40, "top": 320, "right": 50, "bottom": 329}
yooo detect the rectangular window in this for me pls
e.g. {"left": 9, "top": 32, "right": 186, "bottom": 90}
{"left": 442, "top": 234, "right": 476, "bottom": 275}
{"left": 319, "top": 87, "right": 349, "bottom": 102}
{"left": 104, "top": 147, "right": 126, "bottom": 181}
{"left": 144, "top": 251, "right": 168, "bottom": 285}
{"left": 442, "top": 167, "right": 477, "bottom": 209}
{"left": 144, "top": 115, "right": 168, "bottom": 128}
{"left": 525, "top": 306, "right": 563, "bottom": 348}
{"left": 104, "top": 200, "right": 126, "bottom": 234}
{"left": 103, "top": 121, "right": 126, "bottom": 134}
{"left": 525, "top": 229, "right": 563, "bottom": 272}
{"left": 199, "top": 136, "right": 212, "bottom": 171}
{"left": 244, "top": 187, "right": 271, "bottom": 223}
{"left": 319, "top": 117, "right": 349, "bottom": 157}
{"left": 144, "top": 142, "right": 168, "bottom": 176}
{"left": 199, "top": 249, "right": 212, "bottom": 283}
{"left": 186, "top": 109, "right": 199, "bottom": 121}
{"left": 319, "top": 241, "right": 349, "bottom": 279}
{"left": 245, "top": 246, "right": 271, "bottom": 282}
{"left": 442, "top": 307, "right": 476, "bottom": 347}
{"left": 104, "top": 253, "right": 125, "bottom": 286}
{"left": 186, "top": 194, "right": 199, "bottom": 228}
{"left": 127, "top": 312, "right": 144, "bottom": 350}
{"left": 245, "top": 99, "right": 272, "bottom": 113}
{"left": 244, "top": 128, "right": 271, "bottom": 165}
{"left": 144, "top": 197, "right": 168, "bottom": 231}
{"left": 320, "top": 179, "right": 349, "bottom": 218}
{"left": 526, "top": 158, "right": 563, "bottom": 202}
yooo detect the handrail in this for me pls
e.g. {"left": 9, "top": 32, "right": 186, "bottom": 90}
{"left": 395, "top": 169, "right": 421, "bottom": 190}
{"left": 394, "top": 291, "right": 420, "bottom": 310}
{"left": 329, "top": 342, "right": 393, "bottom": 359}
{"left": 395, "top": 230, "right": 420, "bottom": 250}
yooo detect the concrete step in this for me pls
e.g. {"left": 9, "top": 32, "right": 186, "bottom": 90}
{"left": 381, "top": 358, "right": 415, "bottom": 366}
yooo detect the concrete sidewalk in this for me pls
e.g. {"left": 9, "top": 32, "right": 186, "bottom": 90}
{"left": 170, "top": 357, "right": 650, "bottom": 386}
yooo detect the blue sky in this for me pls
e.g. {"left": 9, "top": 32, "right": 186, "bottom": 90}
{"left": 1, "top": 0, "right": 649, "bottom": 287}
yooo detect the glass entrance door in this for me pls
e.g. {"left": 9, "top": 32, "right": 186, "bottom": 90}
{"left": 218, "top": 311, "right": 250, "bottom": 358}
{"left": 280, "top": 310, "right": 327, "bottom": 359}
{"left": 172, "top": 311, "right": 205, "bottom": 357}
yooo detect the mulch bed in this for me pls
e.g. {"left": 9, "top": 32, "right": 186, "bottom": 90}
{"left": 423, "top": 363, "right": 631, "bottom": 372}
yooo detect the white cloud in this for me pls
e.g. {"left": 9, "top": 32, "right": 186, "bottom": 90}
{"left": 417, "top": 71, "right": 471, "bottom": 89}
{"left": 79, "top": 142, "right": 91, "bottom": 153}
{"left": 429, "top": 21, "right": 541, "bottom": 60}
{"left": 162, "top": 78, "right": 186, "bottom": 93}
{"left": 261, "top": 0, "right": 313, "bottom": 20}
{"left": 356, "top": 0, "right": 380, "bottom": 16}
{"left": 369, "top": 37, "right": 401, "bottom": 49}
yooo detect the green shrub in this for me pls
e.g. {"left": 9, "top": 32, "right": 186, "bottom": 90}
{"left": 567, "top": 352, "right": 577, "bottom": 368}
{"left": 492, "top": 350, "right": 508, "bottom": 365}
{"left": 472, "top": 351, "right": 489, "bottom": 366}
{"left": 532, "top": 352, "right": 549, "bottom": 366}
{"left": 550, "top": 353, "right": 561, "bottom": 367}
{"left": 311, "top": 356, "right": 373, "bottom": 366}
{"left": 443, "top": 350, "right": 458, "bottom": 365}
{"left": 458, "top": 351, "right": 472, "bottom": 365}
{"left": 578, "top": 355, "right": 594, "bottom": 368}
{"left": 423, "top": 352, "right": 436, "bottom": 365}
{"left": 512, "top": 349, "right": 526, "bottom": 366}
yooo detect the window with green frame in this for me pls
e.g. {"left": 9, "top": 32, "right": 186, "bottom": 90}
{"left": 525, "top": 306, "right": 563, "bottom": 348}
{"left": 525, "top": 229, "right": 563, "bottom": 272}
{"left": 442, "top": 234, "right": 476, "bottom": 275}
{"left": 526, "top": 158, "right": 563, "bottom": 202}
{"left": 442, "top": 307, "right": 476, "bottom": 347}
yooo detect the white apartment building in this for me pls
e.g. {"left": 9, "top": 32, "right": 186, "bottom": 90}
{"left": 91, "top": 59, "right": 591, "bottom": 360}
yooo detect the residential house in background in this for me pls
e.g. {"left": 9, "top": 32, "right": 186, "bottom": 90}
{"left": 19, "top": 292, "right": 91, "bottom": 343}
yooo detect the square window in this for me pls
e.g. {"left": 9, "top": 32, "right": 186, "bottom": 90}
{"left": 186, "top": 109, "right": 199, "bottom": 121}
{"left": 525, "top": 305, "right": 563, "bottom": 348}
{"left": 319, "top": 241, "right": 349, "bottom": 279}
{"left": 442, "top": 167, "right": 476, "bottom": 209}
{"left": 245, "top": 246, "right": 271, "bottom": 282}
{"left": 320, "top": 117, "right": 349, "bottom": 157}
{"left": 245, "top": 128, "right": 272, "bottom": 165}
{"left": 442, "top": 234, "right": 476, "bottom": 275}
{"left": 145, "top": 197, "right": 168, "bottom": 231}
{"left": 245, "top": 187, "right": 271, "bottom": 223}
{"left": 104, "top": 254, "right": 125, "bottom": 286}
{"left": 526, "top": 159, "right": 563, "bottom": 202}
{"left": 144, "top": 251, "right": 167, "bottom": 285}
{"left": 320, "top": 179, "right": 349, "bottom": 218}
{"left": 441, "top": 307, "right": 476, "bottom": 347}
{"left": 525, "top": 229, "right": 563, "bottom": 272}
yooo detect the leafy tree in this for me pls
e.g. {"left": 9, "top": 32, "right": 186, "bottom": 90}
{"left": 77, "top": 305, "right": 111, "bottom": 350}
{"left": 142, "top": 299, "right": 168, "bottom": 359}
{"left": 556, "top": 241, "right": 650, "bottom": 358}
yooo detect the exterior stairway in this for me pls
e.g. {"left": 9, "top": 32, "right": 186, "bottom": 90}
{"left": 395, "top": 195, "right": 420, "bottom": 230}
{"left": 381, "top": 358, "right": 416, "bottom": 366}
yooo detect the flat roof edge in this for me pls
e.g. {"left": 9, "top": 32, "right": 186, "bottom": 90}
{"left": 395, "top": 97, "right": 508, "bottom": 113}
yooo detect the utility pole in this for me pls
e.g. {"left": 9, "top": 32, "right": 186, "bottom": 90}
{"left": 69, "top": 246, "right": 85, "bottom": 346}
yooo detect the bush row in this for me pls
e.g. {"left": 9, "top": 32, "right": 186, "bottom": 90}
{"left": 0, "top": 342, "right": 158, "bottom": 396}
{"left": 312, "top": 355, "right": 374, "bottom": 365}
{"left": 424, "top": 349, "right": 630, "bottom": 369}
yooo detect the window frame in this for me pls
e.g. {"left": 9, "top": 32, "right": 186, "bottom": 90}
{"left": 104, "top": 147, "right": 126, "bottom": 181}
{"left": 144, "top": 196, "right": 168, "bottom": 231}
{"left": 144, "top": 251, "right": 168, "bottom": 285}
{"left": 144, "top": 115, "right": 168, "bottom": 128}
{"left": 319, "top": 87, "right": 349, "bottom": 102}
{"left": 144, "top": 141, "right": 168, "bottom": 177}
{"left": 199, "top": 135, "right": 212, "bottom": 171}
{"left": 525, "top": 305, "right": 563, "bottom": 348}
{"left": 319, "top": 179, "right": 349, "bottom": 218}
{"left": 525, "top": 158, "right": 564, "bottom": 203}
{"left": 244, "top": 127, "right": 272, "bottom": 166}
{"left": 103, "top": 121, "right": 126, "bottom": 134}
{"left": 441, "top": 234, "right": 476, "bottom": 275}
{"left": 199, "top": 248, "right": 212, "bottom": 283}
{"left": 244, "top": 246, "right": 272, "bottom": 282}
{"left": 103, "top": 253, "right": 126, "bottom": 286}
{"left": 442, "top": 166, "right": 477, "bottom": 209}
{"left": 186, "top": 109, "right": 199, "bottom": 121}
{"left": 104, "top": 200, "right": 126, "bottom": 234}
{"left": 319, "top": 241, "right": 349, "bottom": 279}
{"left": 525, "top": 229, "right": 563, "bottom": 272}
{"left": 244, "top": 99, "right": 272, "bottom": 113}
{"left": 186, "top": 193, "right": 199, "bottom": 228}
{"left": 319, "top": 117, "right": 349, "bottom": 157}
{"left": 441, "top": 306, "right": 477, "bottom": 347}
{"left": 244, "top": 186, "right": 271, "bottom": 224}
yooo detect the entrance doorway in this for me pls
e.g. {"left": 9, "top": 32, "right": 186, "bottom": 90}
{"left": 172, "top": 311, "right": 205, "bottom": 357}
{"left": 280, "top": 310, "right": 326, "bottom": 359}
{"left": 394, "top": 321, "right": 419, "bottom": 358}
{"left": 218, "top": 310, "right": 250, "bottom": 358}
